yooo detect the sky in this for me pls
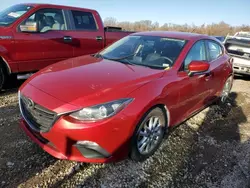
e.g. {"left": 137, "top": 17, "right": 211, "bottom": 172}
{"left": 0, "top": 0, "right": 249, "bottom": 26}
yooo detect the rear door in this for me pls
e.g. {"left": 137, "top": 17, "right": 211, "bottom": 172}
{"left": 14, "top": 8, "right": 73, "bottom": 72}
{"left": 66, "top": 10, "right": 105, "bottom": 57}
{"left": 205, "top": 40, "right": 229, "bottom": 100}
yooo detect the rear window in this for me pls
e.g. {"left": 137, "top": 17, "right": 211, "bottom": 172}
{"left": 71, "top": 10, "right": 97, "bottom": 30}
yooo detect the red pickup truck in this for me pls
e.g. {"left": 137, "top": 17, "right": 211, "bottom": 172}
{"left": 0, "top": 4, "right": 133, "bottom": 89}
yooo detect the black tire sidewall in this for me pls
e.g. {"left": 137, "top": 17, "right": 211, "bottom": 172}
{"left": 130, "top": 107, "right": 167, "bottom": 162}
{"left": 0, "top": 64, "right": 6, "bottom": 90}
{"left": 218, "top": 76, "right": 233, "bottom": 105}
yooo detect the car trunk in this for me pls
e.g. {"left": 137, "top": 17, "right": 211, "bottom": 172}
{"left": 224, "top": 38, "right": 250, "bottom": 60}
{"left": 224, "top": 37, "right": 250, "bottom": 73}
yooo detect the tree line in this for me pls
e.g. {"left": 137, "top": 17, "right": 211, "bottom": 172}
{"left": 104, "top": 17, "right": 250, "bottom": 36}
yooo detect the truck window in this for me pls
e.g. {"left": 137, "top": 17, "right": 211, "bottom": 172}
{"left": 71, "top": 10, "right": 97, "bottom": 31}
{"left": 21, "top": 8, "right": 66, "bottom": 33}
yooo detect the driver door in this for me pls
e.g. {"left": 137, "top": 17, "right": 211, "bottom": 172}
{"left": 174, "top": 40, "right": 213, "bottom": 122}
{"left": 13, "top": 8, "right": 73, "bottom": 72}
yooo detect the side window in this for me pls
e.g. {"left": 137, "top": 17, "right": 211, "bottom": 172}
{"left": 207, "top": 41, "right": 223, "bottom": 61}
{"left": 71, "top": 10, "right": 97, "bottom": 30}
{"left": 184, "top": 40, "right": 206, "bottom": 70}
{"left": 21, "top": 8, "right": 66, "bottom": 33}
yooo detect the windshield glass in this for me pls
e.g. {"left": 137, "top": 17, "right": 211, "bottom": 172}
{"left": 99, "top": 35, "right": 187, "bottom": 69}
{"left": 0, "top": 4, "right": 33, "bottom": 26}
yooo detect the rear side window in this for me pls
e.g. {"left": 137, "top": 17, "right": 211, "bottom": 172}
{"left": 207, "top": 41, "right": 223, "bottom": 61}
{"left": 71, "top": 10, "right": 97, "bottom": 30}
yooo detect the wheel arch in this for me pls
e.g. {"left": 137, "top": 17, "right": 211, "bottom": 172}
{"left": 149, "top": 103, "right": 170, "bottom": 128}
{"left": 128, "top": 101, "right": 171, "bottom": 138}
{"left": 0, "top": 56, "right": 11, "bottom": 75}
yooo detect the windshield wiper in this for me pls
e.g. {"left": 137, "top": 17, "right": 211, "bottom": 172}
{"left": 94, "top": 53, "right": 104, "bottom": 58}
{"left": 107, "top": 53, "right": 137, "bottom": 61}
{"left": 94, "top": 53, "right": 135, "bottom": 65}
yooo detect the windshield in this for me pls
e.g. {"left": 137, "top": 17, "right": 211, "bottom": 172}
{"left": 99, "top": 35, "right": 187, "bottom": 69}
{"left": 0, "top": 4, "right": 33, "bottom": 26}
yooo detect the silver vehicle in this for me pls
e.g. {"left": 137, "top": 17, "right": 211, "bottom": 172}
{"left": 224, "top": 32, "right": 250, "bottom": 76}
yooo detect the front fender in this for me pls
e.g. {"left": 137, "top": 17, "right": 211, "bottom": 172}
{"left": 0, "top": 30, "right": 18, "bottom": 73}
{"left": 124, "top": 76, "right": 180, "bottom": 136}
{"left": 0, "top": 53, "right": 12, "bottom": 74}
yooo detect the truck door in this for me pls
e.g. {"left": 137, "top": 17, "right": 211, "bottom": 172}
{"left": 13, "top": 8, "right": 73, "bottom": 72}
{"left": 65, "top": 10, "right": 105, "bottom": 57}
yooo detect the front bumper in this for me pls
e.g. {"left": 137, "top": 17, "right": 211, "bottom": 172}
{"left": 20, "top": 111, "right": 135, "bottom": 163}
{"left": 233, "top": 57, "right": 250, "bottom": 75}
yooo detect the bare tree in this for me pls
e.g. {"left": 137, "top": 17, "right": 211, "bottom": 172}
{"left": 104, "top": 17, "right": 117, "bottom": 26}
{"left": 104, "top": 17, "right": 250, "bottom": 35}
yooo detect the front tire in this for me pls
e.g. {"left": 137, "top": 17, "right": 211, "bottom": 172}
{"left": 0, "top": 64, "right": 6, "bottom": 90}
{"left": 130, "top": 107, "right": 167, "bottom": 162}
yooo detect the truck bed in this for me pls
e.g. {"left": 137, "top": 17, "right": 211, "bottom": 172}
{"left": 104, "top": 26, "right": 134, "bottom": 46}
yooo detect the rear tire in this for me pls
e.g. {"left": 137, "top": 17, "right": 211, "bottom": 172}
{"left": 218, "top": 76, "right": 233, "bottom": 105}
{"left": 0, "top": 64, "right": 6, "bottom": 91}
{"left": 130, "top": 107, "right": 167, "bottom": 162}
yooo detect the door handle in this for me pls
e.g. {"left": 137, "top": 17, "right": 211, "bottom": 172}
{"left": 63, "top": 36, "right": 72, "bottom": 43}
{"left": 205, "top": 71, "right": 213, "bottom": 81}
{"left": 96, "top": 36, "right": 103, "bottom": 41}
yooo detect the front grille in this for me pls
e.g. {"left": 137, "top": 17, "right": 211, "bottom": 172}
{"left": 20, "top": 94, "right": 57, "bottom": 132}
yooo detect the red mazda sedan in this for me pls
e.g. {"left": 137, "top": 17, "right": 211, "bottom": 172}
{"left": 19, "top": 32, "right": 233, "bottom": 163}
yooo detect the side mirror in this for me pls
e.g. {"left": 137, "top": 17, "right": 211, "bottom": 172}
{"left": 188, "top": 61, "right": 210, "bottom": 76}
{"left": 20, "top": 22, "right": 38, "bottom": 33}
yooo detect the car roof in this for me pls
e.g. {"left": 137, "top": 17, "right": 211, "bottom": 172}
{"left": 19, "top": 3, "right": 96, "bottom": 12}
{"left": 131, "top": 31, "right": 214, "bottom": 41}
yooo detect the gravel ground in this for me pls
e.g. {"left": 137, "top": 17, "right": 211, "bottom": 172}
{"left": 0, "top": 75, "right": 250, "bottom": 188}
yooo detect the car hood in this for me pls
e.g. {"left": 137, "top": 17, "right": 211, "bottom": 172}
{"left": 25, "top": 55, "right": 164, "bottom": 107}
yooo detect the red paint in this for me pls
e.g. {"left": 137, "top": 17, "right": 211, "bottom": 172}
{"left": 0, "top": 3, "right": 132, "bottom": 73}
{"left": 19, "top": 31, "right": 233, "bottom": 163}
{"left": 188, "top": 61, "right": 210, "bottom": 72}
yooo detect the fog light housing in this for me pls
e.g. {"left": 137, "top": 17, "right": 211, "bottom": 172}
{"left": 77, "top": 140, "right": 99, "bottom": 147}
{"left": 75, "top": 140, "right": 110, "bottom": 159}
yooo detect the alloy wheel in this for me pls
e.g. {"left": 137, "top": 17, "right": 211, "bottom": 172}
{"left": 137, "top": 116, "right": 164, "bottom": 155}
{"left": 221, "top": 76, "right": 233, "bottom": 103}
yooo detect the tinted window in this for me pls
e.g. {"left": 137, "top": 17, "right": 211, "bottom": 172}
{"left": 21, "top": 8, "right": 66, "bottom": 33}
{"left": 71, "top": 10, "right": 97, "bottom": 30}
{"left": 99, "top": 35, "right": 187, "bottom": 69}
{"left": 184, "top": 40, "right": 206, "bottom": 70}
{"left": 208, "top": 41, "right": 222, "bottom": 61}
{"left": 0, "top": 5, "right": 33, "bottom": 26}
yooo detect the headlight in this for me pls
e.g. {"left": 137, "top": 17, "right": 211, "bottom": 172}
{"left": 69, "top": 98, "right": 133, "bottom": 121}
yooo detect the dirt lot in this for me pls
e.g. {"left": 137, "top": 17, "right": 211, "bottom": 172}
{"left": 0, "top": 76, "right": 250, "bottom": 188}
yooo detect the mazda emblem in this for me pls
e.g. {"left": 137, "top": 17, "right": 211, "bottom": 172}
{"left": 27, "top": 98, "right": 35, "bottom": 109}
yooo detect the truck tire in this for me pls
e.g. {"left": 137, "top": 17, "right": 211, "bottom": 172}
{"left": 0, "top": 64, "right": 6, "bottom": 90}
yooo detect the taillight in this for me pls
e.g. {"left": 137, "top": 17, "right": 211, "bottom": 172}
{"left": 230, "top": 57, "right": 234, "bottom": 64}
{"left": 228, "top": 57, "right": 233, "bottom": 68}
